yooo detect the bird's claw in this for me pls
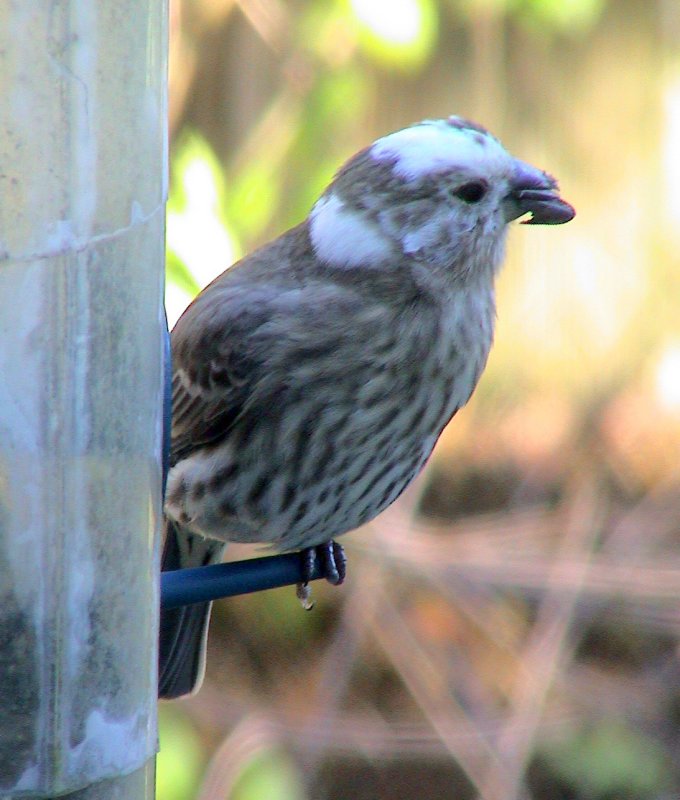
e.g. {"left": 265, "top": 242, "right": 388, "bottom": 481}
{"left": 296, "top": 541, "right": 347, "bottom": 610}
{"left": 295, "top": 580, "right": 314, "bottom": 610}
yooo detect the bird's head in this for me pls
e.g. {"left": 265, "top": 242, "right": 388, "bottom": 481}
{"left": 309, "top": 116, "right": 574, "bottom": 285}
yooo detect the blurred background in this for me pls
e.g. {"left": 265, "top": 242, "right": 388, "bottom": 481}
{"left": 158, "top": 1, "right": 680, "bottom": 798}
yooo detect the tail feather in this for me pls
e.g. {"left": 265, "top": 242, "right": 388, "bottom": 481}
{"left": 159, "top": 519, "right": 225, "bottom": 699}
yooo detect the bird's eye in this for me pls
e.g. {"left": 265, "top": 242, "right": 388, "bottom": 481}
{"left": 454, "top": 181, "right": 488, "bottom": 203}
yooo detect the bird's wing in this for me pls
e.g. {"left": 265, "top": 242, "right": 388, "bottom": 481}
{"left": 168, "top": 274, "right": 400, "bottom": 466}
{"left": 169, "top": 374, "right": 240, "bottom": 466}
{"left": 168, "top": 287, "right": 274, "bottom": 465}
{"left": 169, "top": 280, "right": 352, "bottom": 459}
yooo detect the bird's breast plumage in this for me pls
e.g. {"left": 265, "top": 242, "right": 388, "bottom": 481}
{"left": 166, "top": 277, "right": 496, "bottom": 550}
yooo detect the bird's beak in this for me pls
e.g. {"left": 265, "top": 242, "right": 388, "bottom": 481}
{"left": 503, "top": 160, "right": 575, "bottom": 225}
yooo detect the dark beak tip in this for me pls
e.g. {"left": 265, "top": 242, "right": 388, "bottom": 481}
{"left": 526, "top": 200, "right": 576, "bottom": 225}
{"left": 522, "top": 199, "right": 576, "bottom": 225}
{"left": 515, "top": 189, "right": 576, "bottom": 226}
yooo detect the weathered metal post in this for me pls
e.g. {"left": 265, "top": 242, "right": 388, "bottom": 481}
{"left": 0, "top": 1, "right": 167, "bottom": 797}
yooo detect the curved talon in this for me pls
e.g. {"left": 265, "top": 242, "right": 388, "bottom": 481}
{"left": 296, "top": 541, "right": 347, "bottom": 608}
{"left": 296, "top": 581, "right": 314, "bottom": 611}
{"left": 325, "top": 541, "right": 347, "bottom": 585}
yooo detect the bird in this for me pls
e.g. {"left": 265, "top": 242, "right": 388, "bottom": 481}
{"left": 159, "top": 115, "right": 575, "bottom": 699}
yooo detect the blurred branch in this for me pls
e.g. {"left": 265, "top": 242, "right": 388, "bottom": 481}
{"left": 297, "top": 559, "right": 384, "bottom": 786}
{"left": 228, "top": 85, "right": 304, "bottom": 177}
{"left": 480, "top": 480, "right": 604, "bottom": 800}
{"left": 235, "top": 0, "right": 290, "bottom": 52}
{"left": 196, "top": 713, "right": 281, "bottom": 800}
{"left": 288, "top": 712, "right": 579, "bottom": 760}
{"left": 368, "top": 582, "right": 514, "bottom": 799}
{"left": 169, "top": 0, "right": 238, "bottom": 132}
{"left": 367, "top": 505, "right": 680, "bottom": 603}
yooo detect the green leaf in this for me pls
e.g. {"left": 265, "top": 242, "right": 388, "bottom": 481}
{"left": 166, "top": 247, "right": 200, "bottom": 298}
{"left": 227, "top": 160, "right": 281, "bottom": 241}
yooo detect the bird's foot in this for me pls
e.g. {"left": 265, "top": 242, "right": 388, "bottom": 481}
{"left": 296, "top": 541, "right": 347, "bottom": 610}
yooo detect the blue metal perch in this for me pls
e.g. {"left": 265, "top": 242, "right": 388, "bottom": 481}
{"left": 160, "top": 553, "right": 323, "bottom": 609}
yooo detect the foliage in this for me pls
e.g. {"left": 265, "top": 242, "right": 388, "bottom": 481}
{"left": 538, "top": 722, "right": 672, "bottom": 798}
{"left": 345, "top": 0, "right": 438, "bottom": 69}
{"left": 157, "top": 706, "right": 205, "bottom": 800}
{"left": 231, "top": 750, "right": 306, "bottom": 800}
{"left": 455, "top": 0, "right": 606, "bottom": 31}
{"left": 166, "top": 132, "right": 240, "bottom": 323}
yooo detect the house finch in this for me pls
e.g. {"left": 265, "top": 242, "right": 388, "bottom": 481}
{"left": 159, "top": 116, "right": 574, "bottom": 698}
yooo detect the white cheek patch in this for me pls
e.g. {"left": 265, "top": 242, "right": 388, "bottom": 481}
{"left": 310, "top": 193, "right": 393, "bottom": 267}
{"left": 371, "top": 120, "right": 510, "bottom": 181}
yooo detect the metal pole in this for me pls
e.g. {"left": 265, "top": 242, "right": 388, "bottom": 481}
{"left": 0, "top": 1, "right": 167, "bottom": 797}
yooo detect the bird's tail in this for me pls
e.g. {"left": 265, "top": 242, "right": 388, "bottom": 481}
{"left": 158, "top": 519, "right": 226, "bottom": 699}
